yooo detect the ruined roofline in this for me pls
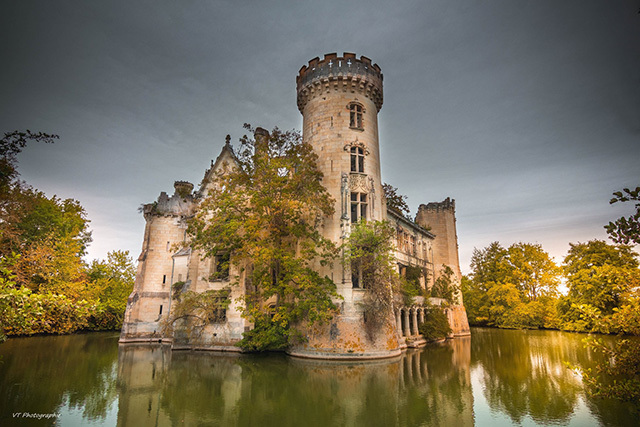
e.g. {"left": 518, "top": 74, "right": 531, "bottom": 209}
{"left": 387, "top": 207, "right": 435, "bottom": 239}
{"left": 418, "top": 197, "right": 456, "bottom": 212}
{"left": 296, "top": 52, "right": 383, "bottom": 113}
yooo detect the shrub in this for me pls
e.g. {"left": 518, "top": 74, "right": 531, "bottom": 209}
{"left": 418, "top": 305, "right": 452, "bottom": 341}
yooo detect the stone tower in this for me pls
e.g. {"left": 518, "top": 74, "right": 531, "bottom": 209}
{"left": 415, "top": 198, "right": 461, "bottom": 282}
{"left": 415, "top": 198, "right": 470, "bottom": 336}
{"left": 291, "top": 53, "right": 401, "bottom": 358}
{"left": 120, "top": 181, "right": 195, "bottom": 342}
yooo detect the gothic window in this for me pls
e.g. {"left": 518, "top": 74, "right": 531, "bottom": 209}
{"left": 350, "top": 192, "right": 368, "bottom": 223}
{"left": 209, "top": 252, "right": 230, "bottom": 281}
{"left": 211, "top": 295, "right": 228, "bottom": 323}
{"left": 352, "top": 261, "right": 361, "bottom": 289}
{"left": 349, "top": 103, "right": 363, "bottom": 129}
{"left": 350, "top": 146, "right": 364, "bottom": 173}
{"left": 351, "top": 261, "right": 371, "bottom": 289}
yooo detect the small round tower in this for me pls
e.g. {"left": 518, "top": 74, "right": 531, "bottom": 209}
{"left": 292, "top": 53, "right": 400, "bottom": 359}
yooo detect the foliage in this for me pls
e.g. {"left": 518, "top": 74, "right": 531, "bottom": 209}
{"left": 187, "top": 125, "right": 339, "bottom": 351}
{"left": 0, "top": 130, "right": 58, "bottom": 190}
{"left": 506, "top": 242, "right": 560, "bottom": 301}
{"left": 578, "top": 337, "right": 640, "bottom": 403}
{"left": 418, "top": 304, "right": 452, "bottom": 341}
{"left": 431, "top": 265, "right": 458, "bottom": 304}
{"left": 605, "top": 186, "right": 640, "bottom": 245}
{"left": 85, "top": 251, "right": 136, "bottom": 330}
{"left": 236, "top": 313, "right": 290, "bottom": 352}
{"left": 383, "top": 183, "right": 411, "bottom": 219}
{"left": 403, "top": 264, "right": 427, "bottom": 300}
{"left": 0, "top": 131, "right": 133, "bottom": 337}
{"left": 345, "top": 219, "right": 400, "bottom": 340}
{"left": 464, "top": 242, "right": 560, "bottom": 329}
{"left": 559, "top": 240, "right": 640, "bottom": 332}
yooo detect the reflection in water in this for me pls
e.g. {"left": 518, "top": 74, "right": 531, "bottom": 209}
{"left": 116, "top": 339, "right": 473, "bottom": 426}
{"left": 0, "top": 332, "right": 120, "bottom": 426}
{"left": 1, "top": 329, "right": 638, "bottom": 426}
{"left": 470, "top": 328, "right": 639, "bottom": 427}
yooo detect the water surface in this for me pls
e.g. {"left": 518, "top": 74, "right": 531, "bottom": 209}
{"left": 0, "top": 328, "right": 637, "bottom": 426}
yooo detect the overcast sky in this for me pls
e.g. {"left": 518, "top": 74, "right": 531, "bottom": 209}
{"left": 1, "top": 0, "right": 638, "bottom": 273}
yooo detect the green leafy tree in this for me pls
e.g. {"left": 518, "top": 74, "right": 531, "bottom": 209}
{"left": 605, "top": 186, "right": 640, "bottom": 245}
{"left": 559, "top": 240, "right": 639, "bottom": 332}
{"left": 187, "top": 125, "right": 339, "bottom": 351}
{"left": 506, "top": 242, "right": 560, "bottom": 301}
{"left": 431, "top": 264, "right": 458, "bottom": 304}
{"left": 465, "top": 242, "right": 559, "bottom": 329}
{"left": 86, "top": 250, "right": 136, "bottom": 330}
{"left": 344, "top": 219, "right": 400, "bottom": 340}
{"left": 0, "top": 130, "right": 58, "bottom": 190}
{"left": 418, "top": 303, "right": 451, "bottom": 341}
{"left": 383, "top": 183, "right": 411, "bottom": 219}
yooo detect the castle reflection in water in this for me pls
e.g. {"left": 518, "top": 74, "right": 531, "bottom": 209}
{"left": 116, "top": 338, "right": 473, "bottom": 426}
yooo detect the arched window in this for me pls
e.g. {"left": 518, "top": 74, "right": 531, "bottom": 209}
{"left": 350, "top": 146, "right": 364, "bottom": 173}
{"left": 349, "top": 103, "right": 363, "bottom": 129}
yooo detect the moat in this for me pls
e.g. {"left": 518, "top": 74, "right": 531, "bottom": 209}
{"left": 1, "top": 328, "right": 637, "bottom": 426}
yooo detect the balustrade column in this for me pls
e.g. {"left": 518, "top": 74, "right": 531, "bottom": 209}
{"left": 411, "top": 308, "right": 418, "bottom": 336}
{"left": 402, "top": 309, "right": 410, "bottom": 337}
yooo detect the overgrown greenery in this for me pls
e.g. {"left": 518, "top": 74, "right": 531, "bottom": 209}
{"left": 187, "top": 125, "right": 340, "bottom": 351}
{"left": 418, "top": 304, "right": 452, "bottom": 342}
{"left": 0, "top": 130, "right": 134, "bottom": 340}
{"left": 383, "top": 182, "right": 411, "bottom": 219}
{"left": 344, "top": 219, "right": 401, "bottom": 340}
{"left": 430, "top": 265, "right": 458, "bottom": 304}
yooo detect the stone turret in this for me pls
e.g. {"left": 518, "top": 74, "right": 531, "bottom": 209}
{"left": 296, "top": 53, "right": 383, "bottom": 113}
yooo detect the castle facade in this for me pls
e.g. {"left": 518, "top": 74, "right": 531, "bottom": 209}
{"left": 120, "top": 53, "right": 469, "bottom": 359}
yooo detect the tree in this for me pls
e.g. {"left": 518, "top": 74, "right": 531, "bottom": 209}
{"left": 506, "top": 242, "right": 560, "bottom": 301}
{"left": 560, "top": 240, "right": 640, "bottom": 332}
{"left": 383, "top": 183, "right": 410, "bottom": 219}
{"left": 187, "top": 125, "right": 339, "bottom": 351}
{"left": 0, "top": 130, "right": 58, "bottom": 190}
{"left": 86, "top": 250, "right": 136, "bottom": 329}
{"left": 344, "top": 219, "right": 401, "bottom": 340}
{"left": 466, "top": 241, "right": 559, "bottom": 329}
{"left": 605, "top": 186, "right": 640, "bottom": 245}
{"left": 431, "top": 264, "right": 457, "bottom": 304}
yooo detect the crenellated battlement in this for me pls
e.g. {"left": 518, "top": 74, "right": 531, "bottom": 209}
{"left": 296, "top": 52, "right": 383, "bottom": 113}
{"left": 418, "top": 197, "right": 456, "bottom": 213}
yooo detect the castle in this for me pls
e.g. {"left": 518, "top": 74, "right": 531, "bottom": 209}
{"left": 120, "top": 53, "right": 470, "bottom": 359}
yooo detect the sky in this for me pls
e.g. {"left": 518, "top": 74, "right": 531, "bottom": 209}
{"left": 1, "top": 0, "right": 638, "bottom": 273}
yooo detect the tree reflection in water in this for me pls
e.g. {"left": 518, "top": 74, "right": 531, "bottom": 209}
{"left": 1, "top": 330, "right": 638, "bottom": 426}
{"left": 0, "top": 332, "right": 119, "bottom": 424}
{"left": 470, "top": 328, "right": 639, "bottom": 426}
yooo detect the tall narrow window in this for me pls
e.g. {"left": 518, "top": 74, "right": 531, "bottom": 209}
{"left": 350, "top": 146, "right": 364, "bottom": 173}
{"left": 350, "top": 192, "right": 368, "bottom": 223}
{"left": 209, "top": 252, "right": 230, "bottom": 281}
{"left": 349, "top": 103, "right": 363, "bottom": 129}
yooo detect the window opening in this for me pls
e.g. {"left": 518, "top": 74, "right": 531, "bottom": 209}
{"left": 350, "top": 146, "right": 364, "bottom": 173}
{"left": 350, "top": 192, "right": 368, "bottom": 223}
{"left": 349, "top": 103, "right": 363, "bottom": 129}
{"left": 209, "top": 252, "right": 230, "bottom": 281}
